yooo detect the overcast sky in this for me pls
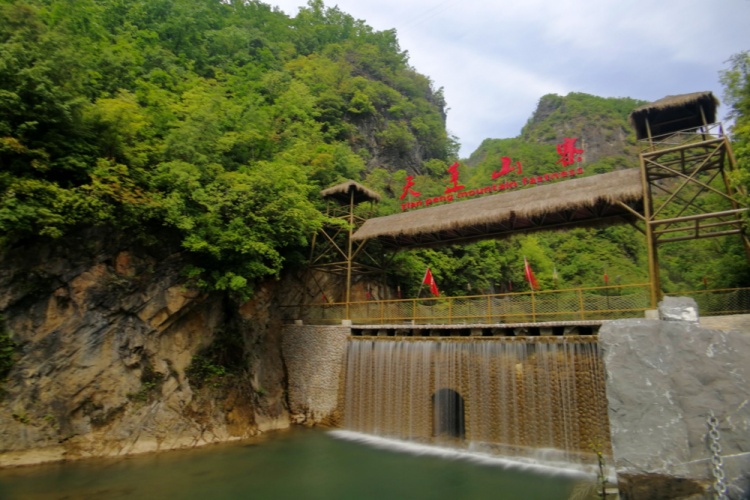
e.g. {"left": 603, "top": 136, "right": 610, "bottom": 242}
{"left": 270, "top": 0, "right": 750, "bottom": 157}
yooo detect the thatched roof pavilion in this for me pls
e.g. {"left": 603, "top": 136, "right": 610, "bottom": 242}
{"left": 629, "top": 91, "right": 719, "bottom": 140}
{"left": 352, "top": 169, "right": 644, "bottom": 249}
{"left": 320, "top": 180, "right": 381, "bottom": 205}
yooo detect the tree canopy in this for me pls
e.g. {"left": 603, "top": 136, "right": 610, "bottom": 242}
{"left": 0, "top": 0, "right": 452, "bottom": 298}
{"left": 1, "top": 0, "right": 746, "bottom": 300}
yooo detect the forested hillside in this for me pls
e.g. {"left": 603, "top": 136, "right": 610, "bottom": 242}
{"left": 365, "top": 91, "right": 750, "bottom": 296}
{"left": 0, "top": 0, "right": 454, "bottom": 298}
{"left": 1, "top": 0, "right": 747, "bottom": 300}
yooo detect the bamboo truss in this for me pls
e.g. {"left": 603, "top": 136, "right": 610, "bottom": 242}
{"left": 308, "top": 181, "right": 383, "bottom": 318}
{"left": 636, "top": 122, "right": 750, "bottom": 306}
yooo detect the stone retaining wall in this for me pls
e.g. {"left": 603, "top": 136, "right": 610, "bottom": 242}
{"left": 281, "top": 324, "right": 350, "bottom": 426}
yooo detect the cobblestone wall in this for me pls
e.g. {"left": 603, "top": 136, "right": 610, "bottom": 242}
{"left": 281, "top": 325, "right": 350, "bottom": 426}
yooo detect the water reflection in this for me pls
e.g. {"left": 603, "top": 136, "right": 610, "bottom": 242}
{"left": 0, "top": 428, "right": 584, "bottom": 499}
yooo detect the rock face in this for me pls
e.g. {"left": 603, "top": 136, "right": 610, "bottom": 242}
{"left": 0, "top": 229, "right": 291, "bottom": 466}
{"left": 599, "top": 318, "right": 750, "bottom": 499}
{"left": 519, "top": 93, "right": 643, "bottom": 166}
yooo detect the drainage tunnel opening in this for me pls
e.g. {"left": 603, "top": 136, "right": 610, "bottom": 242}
{"left": 432, "top": 388, "right": 465, "bottom": 439}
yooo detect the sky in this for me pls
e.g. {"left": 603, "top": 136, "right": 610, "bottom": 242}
{"left": 269, "top": 0, "right": 750, "bottom": 158}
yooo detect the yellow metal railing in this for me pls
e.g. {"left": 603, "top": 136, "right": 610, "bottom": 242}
{"left": 281, "top": 286, "right": 750, "bottom": 325}
{"left": 280, "top": 284, "right": 655, "bottom": 325}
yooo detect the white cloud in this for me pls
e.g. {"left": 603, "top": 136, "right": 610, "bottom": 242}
{"left": 270, "top": 0, "right": 750, "bottom": 156}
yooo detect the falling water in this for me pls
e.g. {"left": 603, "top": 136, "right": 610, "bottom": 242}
{"left": 342, "top": 337, "right": 611, "bottom": 469}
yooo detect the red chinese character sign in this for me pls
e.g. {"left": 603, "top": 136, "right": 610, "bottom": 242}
{"left": 444, "top": 162, "right": 465, "bottom": 194}
{"left": 556, "top": 137, "right": 584, "bottom": 167}
{"left": 492, "top": 156, "right": 522, "bottom": 179}
{"left": 399, "top": 140, "right": 586, "bottom": 211}
{"left": 399, "top": 175, "right": 421, "bottom": 200}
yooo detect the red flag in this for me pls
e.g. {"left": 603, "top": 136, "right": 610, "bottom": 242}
{"left": 524, "top": 257, "right": 539, "bottom": 291}
{"left": 422, "top": 268, "right": 440, "bottom": 296}
{"left": 603, "top": 272, "right": 609, "bottom": 285}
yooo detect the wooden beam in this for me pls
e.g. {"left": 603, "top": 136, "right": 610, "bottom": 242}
{"left": 649, "top": 208, "right": 747, "bottom": 226}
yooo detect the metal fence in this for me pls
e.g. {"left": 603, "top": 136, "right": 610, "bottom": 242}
{"left": 280, "top": 284, "right": 655, "bottom": 325}
{"left": 675, "top": 288, "right": 750, "bottom": 317}
{"left": 280, "top": 285, "right": 750, "bottom": 326}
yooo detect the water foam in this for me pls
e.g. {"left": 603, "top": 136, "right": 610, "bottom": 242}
{"left": 328, "top": 430, "right": 607, "bottom": 480}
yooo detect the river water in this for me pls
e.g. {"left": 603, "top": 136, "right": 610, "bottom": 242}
{"left": 0, "top": 429, "right": 590, "bottom": 499}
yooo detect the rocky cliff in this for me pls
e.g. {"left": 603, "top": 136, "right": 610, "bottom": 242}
{"left": 0, "top": 229, "right": 292, "bottom": 466}
{"left": 520, "top": 92, "right": 645, "bottom": 167}
{"left": 466, "top": 92, "right": 645, "bottom": 173}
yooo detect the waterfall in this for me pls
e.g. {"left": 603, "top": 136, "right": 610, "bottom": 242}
{"left": 342, "top": 337, "right": 611, "bottom": 466}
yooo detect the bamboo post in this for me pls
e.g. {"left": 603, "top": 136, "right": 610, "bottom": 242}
{"left": 345, "top": 189, "right": 354, "bottom": 320}
{"left": 640, "top": 153, "right": 661, "bottom": 308}
{"left": 578, "top": 288, "right": 585, "bottom": 320}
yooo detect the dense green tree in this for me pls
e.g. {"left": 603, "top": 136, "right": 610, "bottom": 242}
{"left": 0, "top": 0, "right": 452, "bottom": 297}
{"left": 721, "top": 51, "right": 750, "bottom": 196}
{"left": 3, "top": 0, "right": 744, "bottom": 299}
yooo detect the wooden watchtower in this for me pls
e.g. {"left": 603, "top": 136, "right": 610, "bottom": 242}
{"left": 309, "top": 180, "right": 382, "bottom": 317}
{"left": 629, "top": 91, "right": 750, "bottom": 306}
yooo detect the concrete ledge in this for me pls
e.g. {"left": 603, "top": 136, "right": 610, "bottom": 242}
{"left": 699, "top": 314, "right": 750, "bottom": 333}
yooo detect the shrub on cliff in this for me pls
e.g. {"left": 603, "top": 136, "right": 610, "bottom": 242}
{"left": 0, "top": 316, "right": 15, "bottom": 383}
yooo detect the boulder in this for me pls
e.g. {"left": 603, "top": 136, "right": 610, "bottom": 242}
{"left": 599, "top": 318, "right": 750, "bottom": 499}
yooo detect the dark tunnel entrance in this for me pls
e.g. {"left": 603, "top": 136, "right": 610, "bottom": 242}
{"left": 432, "top": 388, "right": 465, "bottom": 439}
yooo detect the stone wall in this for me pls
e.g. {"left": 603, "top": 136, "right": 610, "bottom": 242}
{"left": 281, "top": 324, "right": 350, "bottom": 426}
{"left": 599, "top": 314, "right": 750, "bottom": 499}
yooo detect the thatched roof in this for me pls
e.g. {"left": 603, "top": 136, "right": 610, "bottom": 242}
{"left": 352, "top": 169, "right": 644, "bottom": 248}
{"left": 320, "top": 180, "right": 381, "bottom": 205}
{"left": 629, "top": 91, "right": 719, "bottom": 140}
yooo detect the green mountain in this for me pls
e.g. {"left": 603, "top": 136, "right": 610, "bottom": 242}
{"left": 0, "top": 0, "right": 745, "bottom": 298}
{"left": 369, "top": 92, "right": 749, "bottom": 296}
{"left": 0, "top": 0, "right": 452, "bottom": 298}
{"left": 465, "top": 93, "right": 646, "bottom": 183}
